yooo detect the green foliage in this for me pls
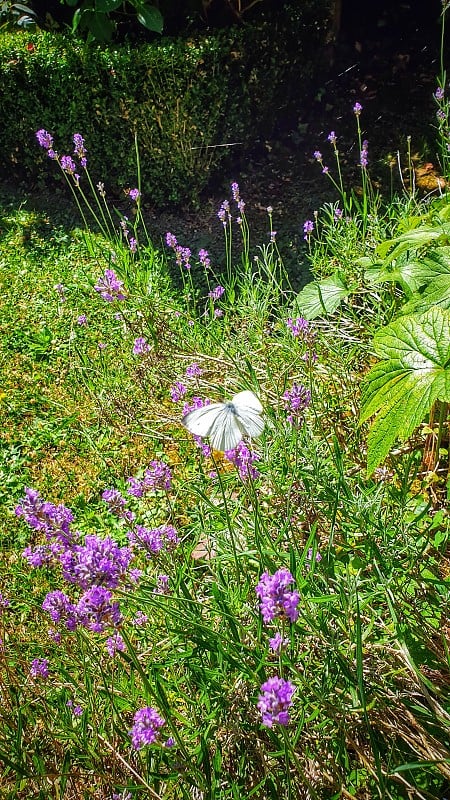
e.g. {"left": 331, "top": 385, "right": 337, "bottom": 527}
{"left": 294, "top": 273, "right": 352, "bottom": 319}
{"left": 360, "top": 307, "right": 450, "bottom": 474}
{"left": 0, "top": 1, "right": 37, "bottom": 30}
{"left": 0, "top": 3, "right": 331, "bottom": 206}
{"left": 64, "top": 0, "right": 163, "bottom": 42}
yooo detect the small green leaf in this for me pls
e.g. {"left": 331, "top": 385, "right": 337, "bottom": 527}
{"left": 294, "top": 275, "right": 350, "bottom": 320}
{"left": 402, "top": 274, "right": 450, "bottom": 315}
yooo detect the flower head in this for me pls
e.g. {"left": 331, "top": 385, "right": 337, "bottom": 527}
{"left": 30, "top": 658, "right": 49, "bottom": 680}
{"left": 283, "top": 383, "right": 311, "bottom": 425}
{"left": 256, "top": 568, "right": 299, "bottom": 624}
{"left": 36, "top": 129, "right": 54, "bottom": 150}
{"left": 225, "top": 441, "right": 260, "bottom": 480}
{"left": 303, "top": 219, "right": 314, "bottom": 240}
{"left": 170, "top": 381, "right": 187, "bottom": 402}
{"left": 94, "top": 269, "right": 125, "bottom": 302}
{"left": 130, "top": 707, "right": 165, "bottom": 749}
{"left": 132, "top": 337, "right": 150, "bottom": 355}
{"left": 73, "top": 133, "right": 87, "bottom": 168}
{"left": 127, "top": 461, "right": 172, "bottom": 496}
{"left": 353, "top": 102, "right": 363, "bottom": 115}
{"left": 257, "top": 676, "right": 295, "bottom": 727}
{"left": 128, "top": 188, "right": 140, "bottom": 202}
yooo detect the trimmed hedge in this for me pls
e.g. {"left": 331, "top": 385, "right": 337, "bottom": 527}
{"left": 0, "top": 3, "right": 332, "bottom": 206}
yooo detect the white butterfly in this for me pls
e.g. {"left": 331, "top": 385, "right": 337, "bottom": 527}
{"left": 182, "top": 390, "right": 264, "bottom": 452}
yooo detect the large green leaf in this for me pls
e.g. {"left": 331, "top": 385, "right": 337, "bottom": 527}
{"left": 294, "top": 275, "right": 350, "bottom": 320}
{"left": 95, "top": 0, "right": 122, "bottom": 12}
{"left": 402, "top": 274, "right": 450, "bottom": 315}
{"left": 376, "top": 225, "right": 450, "bottom": 264}
{"left": 134, "top": 2, "right": 163, "bottom": 32}
{"left": 376, "top": 247, "right": 450, "bottom": 294}
{"left": 360, "top": 307, "right": 450, "bottom": 474}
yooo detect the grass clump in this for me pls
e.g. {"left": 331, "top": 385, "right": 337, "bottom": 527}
{"left": 1, "top": 72, "right": 450, "bottom": 800}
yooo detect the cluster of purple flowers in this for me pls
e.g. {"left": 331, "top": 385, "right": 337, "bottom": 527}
{"left": 254, "top": 568, "right": 299, "bottom": 726}
{"left": 59, "top": 535, "right": 132, "bottom": 590}
{"left": 132, "top": 337, "right": 150, "bottom": 356}
{"left": 303, "top": 219, "right": 314, "bottom": 240}
{"left": 129, "top": 707, "right": 166, "bottom": 749}
{"left": 42, "top": 586, "right": 122, "bottom": 633}
{"left": 165, "top": 232, "right": 192, "bottom": 269}
{"left": 218, "top": 199, "right": 231, "bottom": 226}
{"left": 224, "top": 441, "right": 260, "bottom": 481}
{"left": 360, "top": 139, "right": 369, "bottom": 169}
{"left": 283, "top": 383, "right": 311, "bottom": 425}
{"left": 231, "top": 182, "right": 246, "bottom": 215}
{"left": 170, "top": 362, "right": 204, "bottom": 403}
{"left": 286, "top": 317, "right": 310, "bottom": 339}
{"left": 256, "top": 568, "right": 299, "bottom": 624}
{"left": 102, "top": 488, "right": 135, "bottom": 523}
{"left": 127, "top": 525, "right": 179, "bottom": 557}
{"left": 30, "top": 658, "right": 49, "bottom": 679}
{"left": 94, "top": 269, "right": 126, "bottom": 302}
{"left": 36, "top": 130, "right": 88, "bottom": 184}
{"left": 257, "top": 677, "right": 295, "bottom": 728}
{"left": 127, "top": 460, "right": 172, "bottom": 496}
{"left": 198, "top": 248, "right": 211, "bottom": 269}
{"left": 208, "top": 285, "right": 225, "bottom": 301}
{"left": 127, "top": 188, "right": 140, "bottom": 202}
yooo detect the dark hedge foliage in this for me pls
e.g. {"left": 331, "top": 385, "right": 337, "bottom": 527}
{"left": 0, "top": 2, "right": 332, "bottom": 207}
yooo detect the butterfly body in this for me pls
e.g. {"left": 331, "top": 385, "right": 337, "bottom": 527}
{"left": 182, "top": 390, "right": 264, "bottom": 452}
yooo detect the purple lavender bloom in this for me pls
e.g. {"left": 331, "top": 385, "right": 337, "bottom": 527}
{"left": 127, "top": 461, "right": 172, "bottom": 496}
{"left": 353, "top": 102, "right": 363, "bottom": 115}
{"left": 327, "top": 131, "right": 337, "bottom": 145}
{"left": 155, "top": 574, "right": 170, "bottom": 594}
{"left": 286, "top": 317, "right": 309, "bottom": 338}
{"left": 166, "top": 232, "right": 177, "bottom": 248}
{"left": 73, "top": 133, "right": 87, "bottom": 168}
{"left": 94, "top": 269, "right": 125, "bottom": 302}
{"left": 128, "top": 188, "right": 140, "bottom": 202}
{"left": 0, "top": 593, "right": 9, "bottom": 610}
{"left": 42, "top": 590, "right": 78, "bottom": 630}
{"left": 129, "top": 237, "right": 137, "bottom": 253}
{"left": 231, "top": 181, "right": 240, "bottom": 201}
{"left": 76, "top": 586, "right": 122, "bottom": 632}
{"left": 106, "top": 632, "right": 126, "bottom": 657}
{"left": 225, "top": 441, "right": 260, "bottom": 480}
{"left": 102, "top": 488, "right": 135, "bottom": 523}
{"left": 269, "top": 230, "right": 277, "bottom": 242}
{"left": 130, "top": 707, "right": 165, "bottom": 749}
{"left": 306, "top": 548, "right": 322, "bottom": 564}
{"left": 36, "top": 129, "right": 54, "bottom": 150}
{"left": 303, "top": 219, "right": 314, "bottom": 240}
{"left": 256, "top": 568, "right": 299, "bottom": 624}
{"left": 198, "top": 249, "right": 211, "bottom": 268}
{"left": 133, "top": 611, "right": 148, "bottom": 626}
{"left": 60, "top": 534, "right": 133, "bottom": 590}
{"left": 218, "top": 200, "right": 231, "bottom": 226}
{"left": 185, "top": 362, "right": 202, "bottom": 379}
{"left": 435, "top": 87, "right": 445, "bottom": 100}
{"left": 60, "top": 155, "right": 77, "bottom": 175}
{"left": 268, "top": 632, "right": 289, "bottom": 652}
{"left": 257, "top": 676, "right": 295, "bottom": 727}
{"left": 208, "top": 285, "right": 225, "bottom": 301}
{"left": 313, "top": 150, "right": 322, "bottom": 161}
{"left": 360, "top": 139, "right": 369, "bottom": 168}
{"left": 15, "top": 488, "right": 75, "bottom": 546}
{"left": 334, "top": 207, "right": 343, "bottom": 220}
{"left": 77, "top": 314, "right": 87, "bottom": 325}
{"left": 283, "top": 383, "right": 311, "bottom": 425}
{"left": 214, "top": 309, "right": 224, "bottom": 319}
{"left": 30, "top": 658, "right": 49, "bottom": 679}
{"left": 128, "top": 525, "right": 179, "bottom": 557}
{"left": 133, "top": 337, "right": 150, "bottom": 355}
{"left": 170, "top": 381, "right": 187, "bottom": 402}
{"left": 22, "top": 544, "right": 53, "bottom": 568}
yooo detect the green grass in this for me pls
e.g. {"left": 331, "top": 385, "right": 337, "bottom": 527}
{"left": 1, "top": 130, "right": 450, "bottom": 800}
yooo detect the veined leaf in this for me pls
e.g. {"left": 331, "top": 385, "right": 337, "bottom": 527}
{"left": 402, "top": 274, "right": 450, "bottom": 315}
{"left": 294, "top": 275, "right": 350, "bottom": 320}
{"left": 360, "top": 307, "right": 450, "bottom": 474}
{"left": 376, "top": 225, "right": 450, "bottom": 263}
{"left": 376, "top": 247, "right": 450, "bottom": 294}
{"left": 135, "top": 3, "right": 163, "bottom": 32}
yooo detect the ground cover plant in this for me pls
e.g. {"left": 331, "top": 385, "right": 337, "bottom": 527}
{"left": 2, "top": 26, "right": 450, "bottom": 800}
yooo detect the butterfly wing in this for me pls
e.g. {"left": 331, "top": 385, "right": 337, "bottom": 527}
{"left": 232, "top": 391, "right": 265, "bottom": 440}
{"left": 208, "top": 406, "right": 244, "bottom": 452}
{"left": 182, "top": 403, "right": 225, "bottom": 439}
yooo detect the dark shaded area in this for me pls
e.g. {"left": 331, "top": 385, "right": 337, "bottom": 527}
{"left": 1, "top": 0, "right": 447, "bottom": 289}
